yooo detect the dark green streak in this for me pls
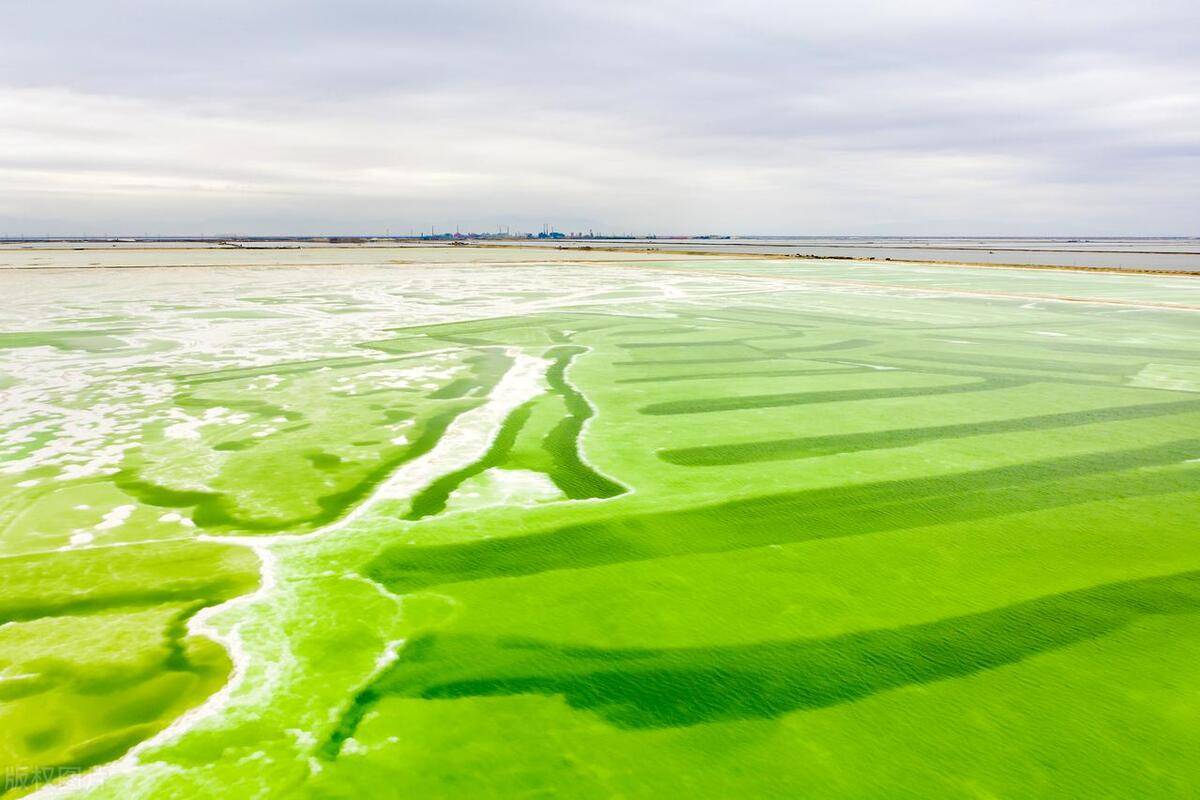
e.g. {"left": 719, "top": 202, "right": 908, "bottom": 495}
{"left": 161, "top": 601, "right": 207, "bottom": 672}
{"left": 963, "top": 338, "right": 1200, "bottom": 362}
{"left": 639, "top": 376, "right": 1024, "bottom": 416}
{"left": 616, "top": 367, "right": 865, "bottom": 385}
{"left": 661, "top": 398, "right": 1200, "bottom": 465}
{"left": 607, "top": 326, "right": 700, "bottom": 338}
{"left": 0, "top": 541, "right": 259, "bottom": 625}
{"left": 541, "top": 346, "right": 626, "bottom": 500}
{"left": 0, "top": 330, "right": 132, "bottom": 353}
{"left": 613, "top": 356, "right": 778, "bottom": 367}
{"left": 770, "top": 338, "right": 876, "bottom": 354}
{"left": 366, "top": 439, "right": 1200, "bottom": 593}
{"left": 324, "top": 569, "right": 1200, "bottom": 752}
{"left": 618, "top": 339, "right": 761, "bottom": 349}
{"left": 427, "top": 377, "right": 478, "bottom": 399}
{"left": 885, "top": 351, "right": 1137, "bottom": 375}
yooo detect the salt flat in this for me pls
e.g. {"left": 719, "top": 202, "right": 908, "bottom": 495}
{"left": 2, "top": 247, "right": 1198, "bottom": 798}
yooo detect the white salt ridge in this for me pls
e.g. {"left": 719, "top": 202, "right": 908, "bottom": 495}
{"left": 831, "top": 360, "right": 899, "bottom": 371}
{"left": 95, "top": 504, "right": 136, "bottom": 531}
{"left": 444, "top": 468, "right": 564, "bottom": 514}
{"left": 1129, "top": 363, "right": 1200, "bottom": 393}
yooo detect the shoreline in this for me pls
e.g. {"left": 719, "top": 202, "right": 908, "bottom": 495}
{"left": 463, "top": 243, "right": 1200, "bottom": 277}
{"left": 0, "top": 242, "right": 1197, "bottom": 277}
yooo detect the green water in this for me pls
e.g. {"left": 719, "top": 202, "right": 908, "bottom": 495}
{"left": 0, "top": 249, "right": 1197, "bottom": 798}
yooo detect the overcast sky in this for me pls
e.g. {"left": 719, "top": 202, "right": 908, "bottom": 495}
{"left": 2, "top": 0, "right": 1197, "bottom": 236}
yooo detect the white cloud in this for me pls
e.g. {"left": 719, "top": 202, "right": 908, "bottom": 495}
{"left": 0, "top": 0, "right": 1197, "bottom": 235}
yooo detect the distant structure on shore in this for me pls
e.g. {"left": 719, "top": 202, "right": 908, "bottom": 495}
{"left": 0, "top": 230, "right": 732, "bottom": 244}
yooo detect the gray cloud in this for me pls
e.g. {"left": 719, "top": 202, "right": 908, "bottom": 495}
{"left": 1, "top": 0, "right": 1197, "bottom": 235}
